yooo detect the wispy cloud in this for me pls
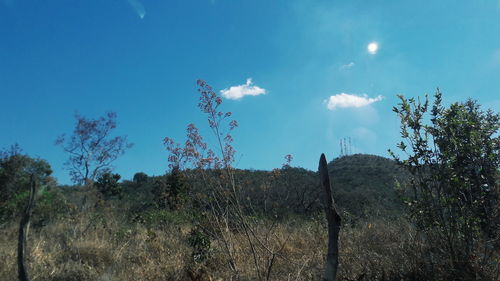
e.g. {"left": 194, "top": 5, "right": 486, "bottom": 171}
{"left": 352, "top": 127, "right": 377, "bottom": 145}
{"left": 128, "top": 0, "right": 146, "bottom": 19}
{"left": 220, "top": 78, "right": 267, "bottom": 100}
{"left": 492, "top": 49, "right": 500, "bottom": 66}
{"left": 339, "top": 62, "right": 355, "bottom": 70}
{"left": 325, "top": 93, "right": 383, "bottom": 110}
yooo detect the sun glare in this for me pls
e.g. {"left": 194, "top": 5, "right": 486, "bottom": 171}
{"left": 367, "top": 42, "right": 379, "bottom": 54}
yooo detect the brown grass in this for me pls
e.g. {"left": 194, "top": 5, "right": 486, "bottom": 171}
{"left": 0, "top": 209, "right": 497, "bottom": 281}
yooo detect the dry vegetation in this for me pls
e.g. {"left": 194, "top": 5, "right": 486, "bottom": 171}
{"left": 1, "top": 201, "right": 496, "bottom": 281}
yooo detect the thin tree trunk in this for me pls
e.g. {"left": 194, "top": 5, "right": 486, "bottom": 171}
{"left": 18, "top": 175, "right": 36, "bottom": 281}
{"left": 319, "top": 154, "right": 341, "bottom": 281}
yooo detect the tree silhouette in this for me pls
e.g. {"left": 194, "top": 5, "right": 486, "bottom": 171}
{"left": 56, "top": 112, "right": 132, "bottom": 185}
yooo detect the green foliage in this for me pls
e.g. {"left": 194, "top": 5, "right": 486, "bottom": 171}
{"left": 390, "top": 90, "right": 499, "bottom": 276}
{"left": 95, "top": 173, "right": 122, "bottom": 199}
{"left": 178, "top": 155, "right": 406, "bottom": 220}
{"left": 34, "top": 187, "right": 72, "bottom": 226}
{"left": 188, "top": 227, "right": 212, "bottom": 264}
{"left": 0, "top": 190, "right": 29, "bottom": 220}
{"left": 132, "top": 172, "right": 148, "bottom": 185}
{"left": 0, "top": 144, "right": 54, "bottom": 221}
{"left": 152, "top": 176, "right": 169, "bottom": 209}
{"left": 133, "top": 209, "right": 191, "bottom": 227}
{"left": 118, "top": 174, "right": 157, "bottom": 214}
{"left": 113, "top": 227, "right": 134, "bottom": 242}
{"left": 328, "top": 154, "right": 408, "bottom": 220}
{"left": 1, "top": 185, "right": 70, "bottom": 225}
{"left": 152, "top": 167, "right": 188, "bottom": 210}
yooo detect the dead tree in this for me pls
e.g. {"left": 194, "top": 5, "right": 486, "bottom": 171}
{"left": 18, "top": 175, "right": 36, "bottom": 281}
{"left": 319, "top": 154, "right": 341, "bottom": 281}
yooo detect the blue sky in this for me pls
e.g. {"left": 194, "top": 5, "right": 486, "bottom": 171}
{"left": 1, "top": 0, "right": 499, "bottom": 184}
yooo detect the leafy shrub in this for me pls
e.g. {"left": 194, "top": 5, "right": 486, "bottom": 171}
{"left": 0, "top": 190, "right": 29, "bottom": 221}
{"left": 0, "top": 187, "right": 71, "bottom": 226}
{"left": 188, "top": 227, "right": 212, "bottom": 264}
{"left": 152, "top": 168, "right": 189, "bottom": 210}
{"left": 133, "top": 209, "right": 191, "bottom": 227}
{"left": 34, "top": 187, "right": 72, "bottom": 225}
{"left": 390, "top": 91, "right": 499, "bottom": 279}
{"left": 0, "top": 145, "right": 54, "bottom": 221}
{"left": 133, "top": 172, "right": 148, "bottom": 185}
{"left": 95, "top": 172, "right": 122, "bottom": 199}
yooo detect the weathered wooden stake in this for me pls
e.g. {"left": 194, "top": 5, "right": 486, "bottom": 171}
{"left": 319, "top": 153, "right": 341, "bottom": 281}
{"left": 18, "top": 175, "right": 36, "bottom": 281}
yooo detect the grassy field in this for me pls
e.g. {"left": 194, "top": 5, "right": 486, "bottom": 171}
{"left": 2, "top": 200, "right": 496, "bottom": 281}
{"left": 0, "top": 155, "right": 497, "bottom": 281}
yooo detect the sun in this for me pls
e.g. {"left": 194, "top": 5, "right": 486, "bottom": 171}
{"left": 367, "top": 42, "right": 379, "bottom": 55}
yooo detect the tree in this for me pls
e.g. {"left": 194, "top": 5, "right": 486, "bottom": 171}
{"left": 55, "top": 112, "right": 132, "bottom": 185}
{"left": 0, "top": 144, "right": 54, "bottom": 220}
{"left": 95, "top": 172, "right": 122, "bottom": 199}
{"left": 133, "top": 172, "right": 148, "bottom": 186}
{"left": 389, "top": 90, "right": 499, "bottom": 277}
{"left": 152, "top": 167, "right": 188, "bottom": 210}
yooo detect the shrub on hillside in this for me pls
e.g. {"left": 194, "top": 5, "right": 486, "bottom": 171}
{"left": 95, "top": 172, "right": 122, "bottom": 199}
{"left": 390, "top": 91, "right": 499, "bottom": 279}
{"left": 0, "top": 145, "right": 55, "bottom": 221}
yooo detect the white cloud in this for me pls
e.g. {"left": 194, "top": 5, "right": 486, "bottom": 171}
{"left": 128, "top": 0, "right": 146, "bottom": 19}
{"left": 220, "top": 78, "right": 267, "bottom": 100}
{"left": 367, "top": 42, "right": 379, "bottom": 55}
{"left": 325, "top": 93, "right": 383, "bottom": 110}
{"left": 339, "top": 62, "right": 355, "bottom": 70}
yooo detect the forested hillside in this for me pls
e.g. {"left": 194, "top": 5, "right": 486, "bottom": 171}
{"left": 328, "top": 154, "right": 407, "bottom": 220}
{"left": 112, "top": 153, "right": 407, "bottom": 224}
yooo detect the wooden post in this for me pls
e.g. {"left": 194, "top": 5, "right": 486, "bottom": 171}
{"left": 18, "top": 175, "right": 36, "bottom": 281}
{"left": 319, "top": 154, "right": 341, "bottom": 281}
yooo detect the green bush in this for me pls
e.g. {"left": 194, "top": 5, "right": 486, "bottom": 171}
{"left": 152, "top": 168, "right": 189, "bottom": 210}
{"left": 34, "top": 187, "right": 72, "bottom": 224}
{"left": 133, "top": 172, "right": 148, "bottom": 186}
{"left": 95, "top": 173, "right": 122, "bottom": 199}
{"left": 390, "top": 91, "right": 499, "bottom": 279}
{"left": 133, "top": 209, "right": 191, "bottom": 227}
{"left": 188, "top": 227, "right": 212, "bottom": 264}
{"left": 0, "top": 145, "right": 54, "bottom": 222}
{"left": 0, "top": 187, "right": 70, "bottom": 225}
{"left": 0, "top": 190, "right": 29, "bottom": 221}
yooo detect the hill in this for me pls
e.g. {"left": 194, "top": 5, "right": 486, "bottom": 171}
{"left": 327, "top": 154, "right": 408, "bottom": 220}
{"left": 120, "top": 154, "right": 408, "bottom": 221}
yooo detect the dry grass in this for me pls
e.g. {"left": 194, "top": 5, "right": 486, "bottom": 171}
{"left": 0, "top": 210, "right": 191, "bottom": 281}
{"left": 0, "top": 209, "right": 497, "bottom": 281}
